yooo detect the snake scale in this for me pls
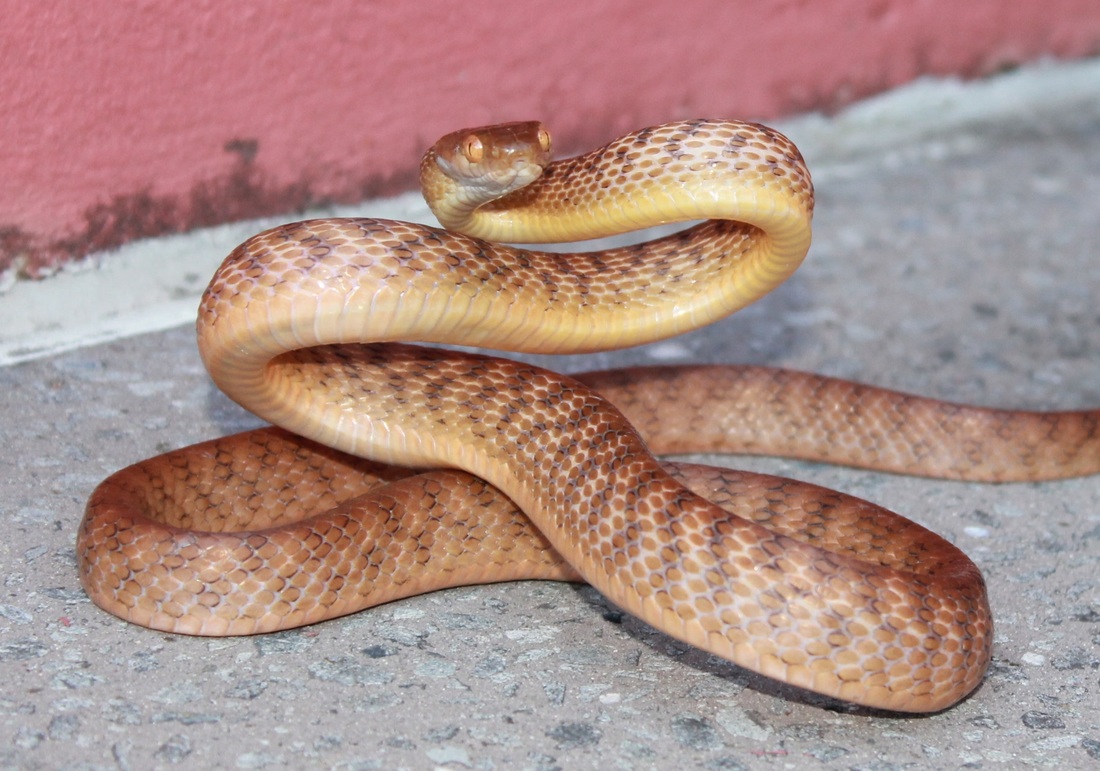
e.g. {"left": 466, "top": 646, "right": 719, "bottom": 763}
{"left": 79, "top": 119, "right": 1100, "bottom": 713}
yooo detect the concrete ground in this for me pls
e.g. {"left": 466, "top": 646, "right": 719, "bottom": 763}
{"left": 2, "top": 60, "right": 1099, "bottom": 770}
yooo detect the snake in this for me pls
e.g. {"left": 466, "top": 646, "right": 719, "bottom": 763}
{"left": 79, "top": 119, "right": 1100, "bottom": 714}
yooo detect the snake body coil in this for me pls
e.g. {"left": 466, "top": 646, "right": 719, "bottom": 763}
{"left": 80, "top": 120, "right": 1100, "bottom": 713}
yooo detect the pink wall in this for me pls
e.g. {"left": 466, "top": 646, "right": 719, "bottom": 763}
{"left": 3, "top": 1, "right": 1099, "bottom": 278}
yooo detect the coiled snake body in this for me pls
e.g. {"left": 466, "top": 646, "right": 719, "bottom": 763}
{"left": 80, "top": 119, "right": 1100, "bottom": 713}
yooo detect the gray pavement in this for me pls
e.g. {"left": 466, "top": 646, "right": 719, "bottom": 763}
{"left": 2, "top": 62, "right": 1099, "bottom": 769}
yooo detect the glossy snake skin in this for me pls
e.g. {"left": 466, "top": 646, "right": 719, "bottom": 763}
{"left": 80, "top": 120, "right": 1100, "bottom": 713}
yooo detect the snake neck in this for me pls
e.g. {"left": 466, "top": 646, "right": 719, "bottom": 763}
{"left": 431, "top": 119, "right": 814, "bottom": 246}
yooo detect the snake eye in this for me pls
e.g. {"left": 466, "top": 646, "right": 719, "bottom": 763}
{"left": 537, "top": 127, "right": 552, "bottom": 153}
{"left": 462, "top": 134, "right": 484, "bottom": 163}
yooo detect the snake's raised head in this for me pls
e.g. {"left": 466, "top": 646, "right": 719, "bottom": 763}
{"left": 420, "top": 121, "right": 552, "bottom": 232}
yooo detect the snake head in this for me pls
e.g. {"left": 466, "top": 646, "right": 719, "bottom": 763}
{"left": 421, "top": 121, "right": 553, "bottom": 229}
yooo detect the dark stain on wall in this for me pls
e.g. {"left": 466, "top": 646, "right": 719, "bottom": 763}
{"left": 0, "top": 138, "right": 413, "bottom": 281}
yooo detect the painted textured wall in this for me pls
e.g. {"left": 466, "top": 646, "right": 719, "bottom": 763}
{"left": 3, "top": 0, "right": 1099, "bottom": 279}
